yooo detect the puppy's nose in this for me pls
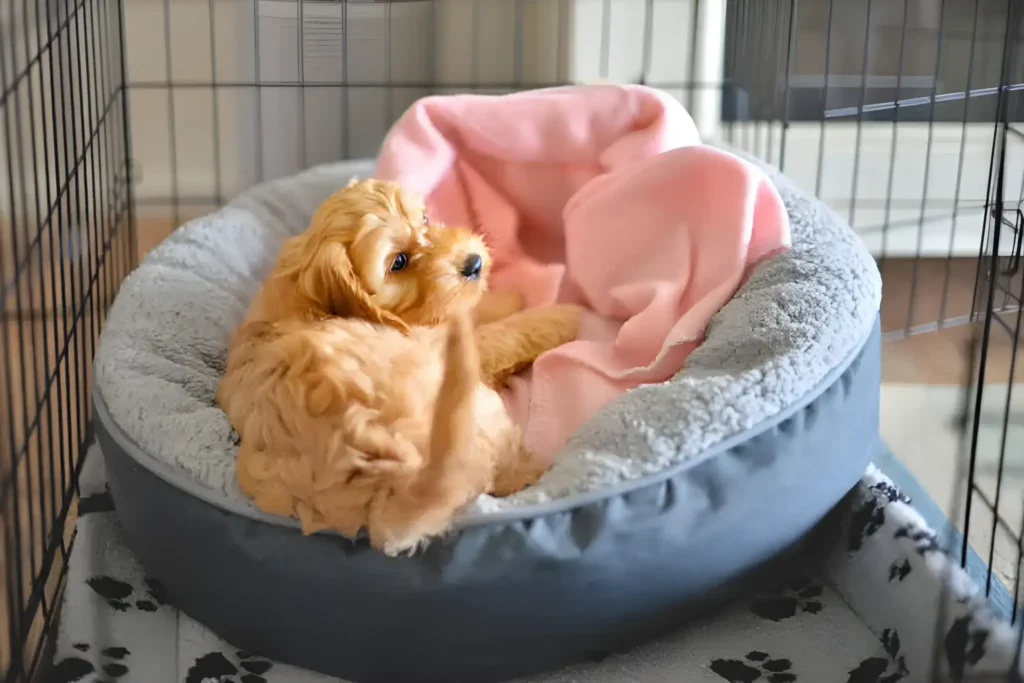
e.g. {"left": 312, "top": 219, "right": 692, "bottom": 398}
{"left": 461, "top": 254, "right": 483, "bottom": 279}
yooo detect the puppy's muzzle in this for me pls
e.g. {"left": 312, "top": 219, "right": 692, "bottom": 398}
{"left": 461, "top": 254, "right": 483, "bottom": 280}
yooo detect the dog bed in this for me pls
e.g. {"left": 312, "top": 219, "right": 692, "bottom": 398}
{"left": 92, "top": 146, "right": 882, "bottom": 682}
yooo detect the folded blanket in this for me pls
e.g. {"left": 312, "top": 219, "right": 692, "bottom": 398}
{"left": 375, "top": 85, "right": 791, "bottom": 463}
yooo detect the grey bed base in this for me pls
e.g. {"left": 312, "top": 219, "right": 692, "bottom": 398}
{"left": 94, "top": 318, "right": 879, "bottom": 683}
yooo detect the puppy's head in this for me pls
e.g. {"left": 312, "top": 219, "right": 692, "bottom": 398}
{"left": 275, "top": 178, "right": 490, "bottom": 330}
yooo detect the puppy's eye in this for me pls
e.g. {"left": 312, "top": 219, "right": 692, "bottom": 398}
{"left": 391, "top": 253, "right": 409, "bottom": 272}
{"left": 422, "top": 213, "right": 429, "bottom": 226}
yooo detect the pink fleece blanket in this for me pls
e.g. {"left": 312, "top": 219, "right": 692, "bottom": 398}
{"left": 375, "top": 85, "right": 790, "bottom": 465}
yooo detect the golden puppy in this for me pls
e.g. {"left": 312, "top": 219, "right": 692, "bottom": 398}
{"left": 216, "top": 179, "right": 580, "bottom": 555}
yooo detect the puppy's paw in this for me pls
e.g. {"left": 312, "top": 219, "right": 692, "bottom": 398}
{"left": 379, "top": 537, "right": 427, "bottom": 558}
{"left": 371, "top": 522, "right": 446, "bottom": 557}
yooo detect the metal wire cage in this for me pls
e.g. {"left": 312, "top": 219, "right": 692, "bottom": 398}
{"left": 2, "top": 0, "right": 1024, "bottom": 681}
{"left": 1, "top": 0, "right": 134, "bottom": 678}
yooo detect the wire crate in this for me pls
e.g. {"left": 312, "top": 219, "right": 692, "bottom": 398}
{"left": 2, "top": 0, "right": 1024, "bottom": 681}
{"left": 1, "top": 0, "right": 134, "bottom": 678}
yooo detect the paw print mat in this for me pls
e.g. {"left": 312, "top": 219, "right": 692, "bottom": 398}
{"left": 52, "top": 446, "right": 1024, "bottom": 682}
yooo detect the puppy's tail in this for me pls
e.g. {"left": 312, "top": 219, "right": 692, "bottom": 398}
{"left": 368, "top": 313, "right": 488, "bottom": 554}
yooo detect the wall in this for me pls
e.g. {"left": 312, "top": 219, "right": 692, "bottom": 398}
{"left": 123, "top": 0, "right": 566, "bottom": 213}
{"left": 121, "top": 0, "right": 1024, "bottom": 258}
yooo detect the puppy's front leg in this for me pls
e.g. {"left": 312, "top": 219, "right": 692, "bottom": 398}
{"left": 475, "top": 304, "right": 582, "bottom": 388}
{"left": 473, "top": 289, "right": 524, "bottom": 326}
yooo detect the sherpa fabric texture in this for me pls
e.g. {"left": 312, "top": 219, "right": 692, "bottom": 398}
{"left": 93, "top": 149, "right": 881, "bottom": 516}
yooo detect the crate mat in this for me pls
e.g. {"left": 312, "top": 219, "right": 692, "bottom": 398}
{"left": 52, "top": 443, "right": 1024, "bottom": 683}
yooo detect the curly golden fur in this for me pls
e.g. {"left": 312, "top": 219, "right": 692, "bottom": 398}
{"left": 216, "top": 179, "right": 581, "bottom": 555}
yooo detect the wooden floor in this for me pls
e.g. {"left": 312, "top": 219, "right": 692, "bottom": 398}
{"left": 880, "top": 257, "right": 1022, "bottom": 386}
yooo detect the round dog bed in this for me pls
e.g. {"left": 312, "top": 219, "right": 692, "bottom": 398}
{"left": 93, "top": 150, "right": 882, "bottom": 683}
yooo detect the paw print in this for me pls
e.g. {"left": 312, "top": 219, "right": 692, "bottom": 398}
{"left": 870, "top": 482, "right": 911, "bottom": 506}
{"left": 184, "top": 651, "right": 274, "bottom": 683}
{"left": 847, "top": 628, "right": 908, "bottom": 683}
{"left": 52, "top": 643, "right": 131, "bottom": 682}
{"left": 86, "top": 575, "right": 168, "bottom": 612}
{"left": 945, "top": 616, "right": 989, "bottom": 679}
{"left": 888, "top": 558, "right": 911, "bottom": 582}
{"left": 849, "top": 483, "right": 911, "bottom": 552}
{"left": 749, "top": 577, "right": 823, "bottom": 621}
{"left": 893, "top": 524, "right": 941, "bottom": 556}
{"left": 236, "top": 651, "right": 274, "bottom": 683}
{"left": 845, "top": 657, "right": 907, "bottom": 683}
{"left": 710, "top": 651, "right": 796, "bottom": 682}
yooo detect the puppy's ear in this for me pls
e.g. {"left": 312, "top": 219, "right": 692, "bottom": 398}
{"left": 313, "top": 242, "right": 409, "bottom": 332}
{"left": 282, "top": 237, "right": 409, "bottom": 333}
{"left": 347, "top": 224, "right": 392, "bottom": 295}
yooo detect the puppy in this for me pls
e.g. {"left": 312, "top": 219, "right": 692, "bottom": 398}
{"left": 216, "top": 179, "right": 581, "bottom": 554}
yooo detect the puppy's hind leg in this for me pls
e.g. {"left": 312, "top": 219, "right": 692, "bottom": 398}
{"left": 490, "top": 441, "right": 547, "bottom": 497}
{"left": 367, "top": 314, "right": 492, "bottom": 555}
{"left": 236, "top": 441, "right": 304, "bottom": 519}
